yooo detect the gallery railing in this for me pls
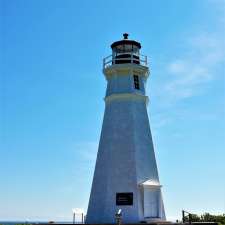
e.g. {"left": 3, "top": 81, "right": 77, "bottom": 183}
{"left": 103, "top": 52, "right": 148, "bottom": 69}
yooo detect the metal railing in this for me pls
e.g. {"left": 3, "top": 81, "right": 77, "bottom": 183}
{"left": 103, "top": 53, "right": 148, "bottom": 69}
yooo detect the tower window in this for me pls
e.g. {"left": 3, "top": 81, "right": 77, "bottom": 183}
{"left": 133, "top": 75, "right": 140, "bottom": 90}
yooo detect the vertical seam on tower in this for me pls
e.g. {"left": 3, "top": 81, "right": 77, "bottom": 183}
{"left": 130, "top": 98, "right": 141, "bottom": 222}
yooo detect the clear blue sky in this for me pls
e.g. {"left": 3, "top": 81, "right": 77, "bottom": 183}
{"left": 1, "top": 0, "right": 225, "bottom": 222}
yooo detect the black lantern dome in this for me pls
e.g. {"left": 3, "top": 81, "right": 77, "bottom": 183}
{"left": 111, "top": 33, "right": 141, "bottom": 65}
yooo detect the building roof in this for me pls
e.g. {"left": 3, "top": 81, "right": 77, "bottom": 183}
{"left": 111, "top": 33, "right": 141, "bottom": 49}
{"left": 140, "top": 179, "right": 162, "bottom": 187}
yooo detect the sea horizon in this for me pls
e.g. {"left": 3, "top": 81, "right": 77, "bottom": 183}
{"left": 0, "top": 221, "right": 81, "bottom": 225}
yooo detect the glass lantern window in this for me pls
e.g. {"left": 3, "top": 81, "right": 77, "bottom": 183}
{"left": 114, "top": 44, "right": 140, "bottom": 55}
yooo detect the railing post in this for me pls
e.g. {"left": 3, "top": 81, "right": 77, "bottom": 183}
{"left": 131, "top": 53, "right": 133, "bottom": 64}
{"left": 145, "top": 55, "right": 147, "bottom": 65}
{"left": 182, "top": 210, "right": 185, "bottom": 223}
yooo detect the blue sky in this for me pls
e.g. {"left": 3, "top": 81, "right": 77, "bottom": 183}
{"left": 1, "top": 0, "right": 225, "bottom": 222}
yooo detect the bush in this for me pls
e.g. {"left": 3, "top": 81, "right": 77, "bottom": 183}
{"left": 184, "top": 213, "right": 225, "bottom": 224}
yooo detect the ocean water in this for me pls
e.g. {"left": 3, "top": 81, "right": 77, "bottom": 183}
{"left": 0, "top": 222, "right": 40, "bottom": 225}
{"left": 0, "top": 222, "right": 79, "bottom": 225}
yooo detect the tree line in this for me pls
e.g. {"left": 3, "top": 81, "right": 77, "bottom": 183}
{"left": 183, "top": 213, "right": 225, "bottom": 225}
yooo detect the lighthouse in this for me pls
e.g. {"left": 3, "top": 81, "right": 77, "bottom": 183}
{"left": 86, "top": 34, "right": 166, "bottom": 224}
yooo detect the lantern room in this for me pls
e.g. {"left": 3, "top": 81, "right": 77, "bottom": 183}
{"left": 103, "top": 33, "right": 147, "bottom": 68}
{"left": 111, "top": 33, "right": 141, "bottom": 64}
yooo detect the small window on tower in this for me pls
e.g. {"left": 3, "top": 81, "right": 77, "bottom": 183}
{"left": 133, "top": 75, "right": 140, "bottom": 90}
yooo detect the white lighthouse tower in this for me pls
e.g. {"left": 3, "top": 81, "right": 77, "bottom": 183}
{"left": 86, "top": 34, "right": 166, "bottom": 224}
